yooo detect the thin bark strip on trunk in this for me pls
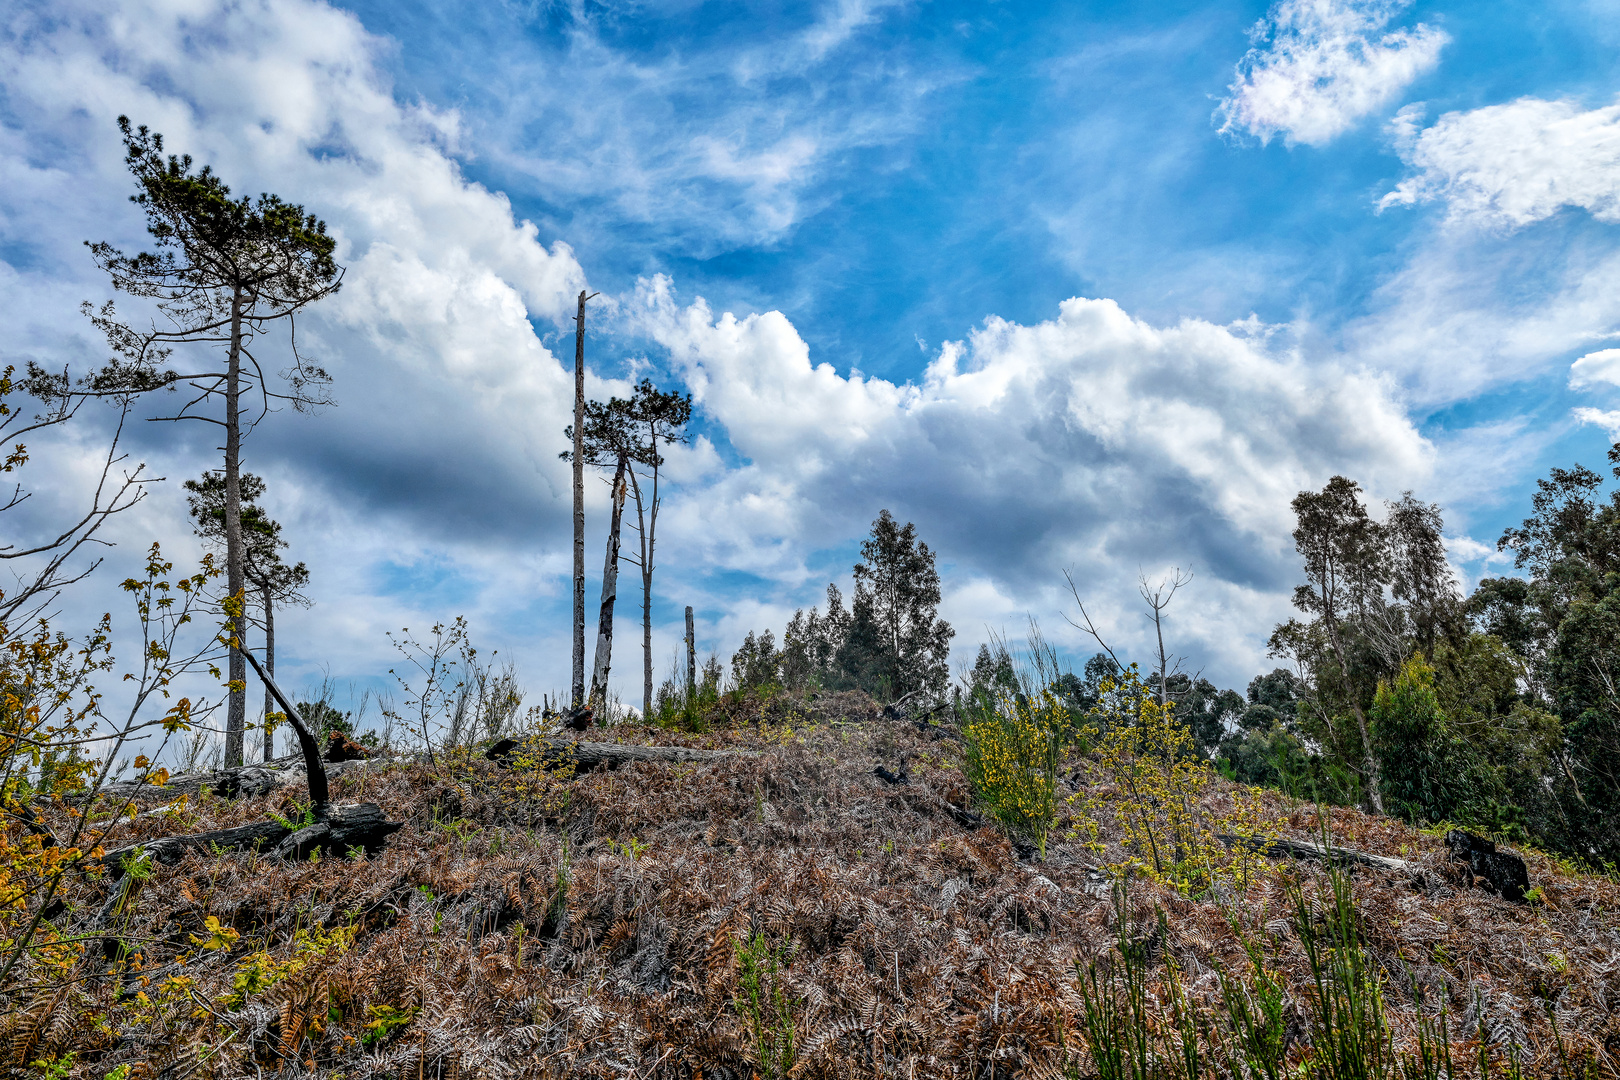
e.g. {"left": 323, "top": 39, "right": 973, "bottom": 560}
{"left": 572, "top": 290, "right": 589, "bottom": 709}
{"left": 624, "top": 469, "right": 651, "bottom": 717}
{"left": 224, "top": 286, "right": 246, "bottom": 769}
{"left": 685, "top": 606, "right": 696, "bottom": 697}
{"left": 590, "top": 454, "right": 628, "bottom": 710}
{"left": 262, "top": 582, "right": 275, "bottom": 763}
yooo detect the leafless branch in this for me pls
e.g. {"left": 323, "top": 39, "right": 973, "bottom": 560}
{"left": 1061, "top": 568, "right": 1126, "bottom": 674}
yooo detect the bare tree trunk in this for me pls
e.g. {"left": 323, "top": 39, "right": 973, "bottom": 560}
{"left": 641, "top": 539, "right": 653, "bottom": 716}
{"left": 262, "top": 581, "right": 275, "bottom": 763}
{"left": 224, "top": 286, "right": 246, "bottom": 769}
{"left": 590, "top": 454, "right": 628, "bottom": 709}
{"left": 1153, "top": 606, "right": 1169, "bottom": 709}
{"left": 642, "top": 435, "right": 660, "bottom": 718}
{"left": 572, "top": 290, "right": 589, "bottom": 709}
{"left": 685, "top": 606, "right": 696, "bottom": 698}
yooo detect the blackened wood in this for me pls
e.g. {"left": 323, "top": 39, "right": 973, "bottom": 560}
{"left": 1446, "top": 829, "right": 1530, "bottom": 902}
{"left": 241, "top": 647, "right": 330, "bottom": 811}
{"left": 102, "top": 818, "right": 293, "bottom": 877}
{"left": 100, "top": 802, "right": 401, "bottom": 877}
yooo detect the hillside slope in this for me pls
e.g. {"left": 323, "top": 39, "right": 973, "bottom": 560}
{"left": 8, "top": 692, "right": 1619, "bottom": 1079}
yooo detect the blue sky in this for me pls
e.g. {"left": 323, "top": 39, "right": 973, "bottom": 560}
{"left": 5, "top": 0, "right": 1620, "bottom": 727}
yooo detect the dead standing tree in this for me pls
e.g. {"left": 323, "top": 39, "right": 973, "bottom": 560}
{"left": 565, "top": 397, "right": 639, "bottom": 716}
{"left": 60, "top": 117, "right": 341, "bottom": 768}
{"left": 590, "top": 453, "right": 629, "bottom": 710}
{"left": 1063, "top": 566, "right": 1196, "bottom": 709}
{"left": 1140, "top": 567, "right": 1193, "bottom": 708}
{"left": 570, "top": 289, "right": 599, "bottom": 710}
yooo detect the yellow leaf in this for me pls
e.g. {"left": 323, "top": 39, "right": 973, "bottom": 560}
{"left": 190, "top": 915, "right": 240, "bottom": 951}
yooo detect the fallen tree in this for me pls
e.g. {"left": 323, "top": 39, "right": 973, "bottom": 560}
{"left": 1218, "top": 833, "right": 1420, "bottom": 875}
{"left": 99, "top": 736, "right": 759, "bottom": 808}
{"left": 100, "top": 803, "right": 402, "bottom": 877}
{"left": 93, "top": 652, "right": 403, "bottom": 877}
{"left": 485, "top": 737, "right": 759, "bottom": 772}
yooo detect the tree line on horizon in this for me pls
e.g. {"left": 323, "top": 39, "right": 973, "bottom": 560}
{"left": 718, "top": 474, "right": 1620, "bottom": 868}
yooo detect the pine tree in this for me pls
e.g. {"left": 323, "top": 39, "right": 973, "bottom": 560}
{"left": 71, "top": 118, "right": 340, "bottom": 767}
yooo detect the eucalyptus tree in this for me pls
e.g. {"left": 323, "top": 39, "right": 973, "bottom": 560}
{"left": 184, "top": 471, "right": 311, "bottom": 761}
{"left": 1279, "top": 476, "right": 1389, "bottom": 813}
{"left": 848, "top": 510, "right": 954, "bottom": 701}
{"left": 67, "top": 117, "right": 341, "bottom": 767}
{"left": 622, "top": 382, "right": 691, "bottom": 715}
{"left": 565, "top": 380, "right": 692, "bottom": 716}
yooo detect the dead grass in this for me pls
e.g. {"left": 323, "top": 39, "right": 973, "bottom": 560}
{"left": 4, "top": 698, "right": 1618, "bottom": 1078}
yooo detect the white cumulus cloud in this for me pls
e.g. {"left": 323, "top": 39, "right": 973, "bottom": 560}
{"left": 1381, "top": 97, "right": 1620, "bottom": 228}
{"left": 1217, "top": 0, "right": 1448, "bottom": 147}
{"left": 1573, "top": 407, "right": 1620, "bottom": 442}
{"left": 1570, "top": 347, "right": 1620, "bottom": 389}
{"left": 634, "top": 277, "right": 1434, "bottom": 679}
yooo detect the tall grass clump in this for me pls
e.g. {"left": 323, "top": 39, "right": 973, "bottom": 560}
{"left": 735, "top": 931, "right": 797, "bottom": 1079}
{"left": 1287, "top": 855, "right": 1467, "bottom": 1080}
{"left": 1071, "top": 866, "right": 1479, "bottom": 1080}
{"left": 1074, "top": 879, "right": 1205, "bottom": 1080}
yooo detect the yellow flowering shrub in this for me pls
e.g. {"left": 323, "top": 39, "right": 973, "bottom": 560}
{"left": 961, "top": 689, "right": 1069, "bottom": 855}
{"left": 1070, "top": 665, "right": 1274, "bottom": 892}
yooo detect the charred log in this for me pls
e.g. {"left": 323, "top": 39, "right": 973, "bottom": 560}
{"left": 241, "top": 647, "right": 330, "bottom": 811}
{"left": 100, "top": 802, "right": 402, "bottom": 878}
{"left": 1445, "top": 829, "right": 1530, "bottom": 902}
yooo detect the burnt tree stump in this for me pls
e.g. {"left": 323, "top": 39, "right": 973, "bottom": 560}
{"left": 1446, "top": 829, "right": 1530, "bottom": 903}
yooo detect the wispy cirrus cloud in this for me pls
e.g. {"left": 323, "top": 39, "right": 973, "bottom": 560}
{"left": 1217, "top": 0, "right": 1448, "bottom": 147}
{"left": 422, "top": 0, "right": 941, "bottom": 259}
{"left": 1381, "top": 97, "right": 1620, "bottom": 228}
